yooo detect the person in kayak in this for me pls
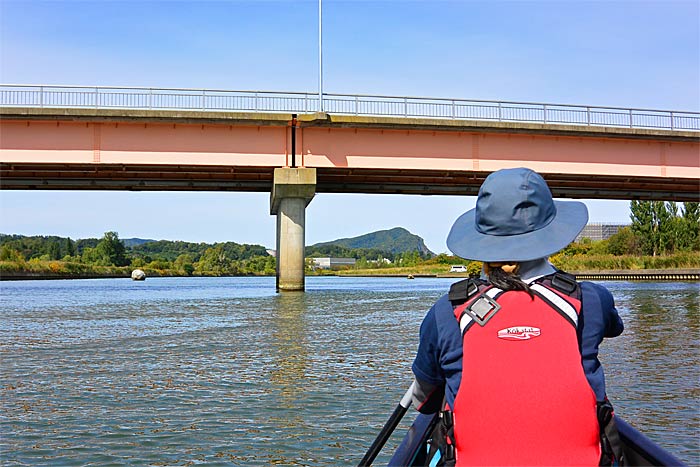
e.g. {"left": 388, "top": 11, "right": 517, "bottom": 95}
{"left": 411, "top": 167, "right": 624, "bottom": 466}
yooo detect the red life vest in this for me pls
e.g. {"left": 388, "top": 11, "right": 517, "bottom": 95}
{"left": 451, "top": 275, "right": 601, "bottom": 466}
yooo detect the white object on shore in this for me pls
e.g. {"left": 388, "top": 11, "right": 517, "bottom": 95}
{"left": 131, "top": 269, "right": 146, "bottom": 281}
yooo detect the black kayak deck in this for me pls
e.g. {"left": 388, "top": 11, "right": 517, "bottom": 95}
{"left": 388, "top": 412, "right": 687, "bottom": 466}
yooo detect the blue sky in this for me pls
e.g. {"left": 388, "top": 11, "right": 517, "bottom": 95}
{"left": 1, "top": 0, "right": 698, "bottom": 253}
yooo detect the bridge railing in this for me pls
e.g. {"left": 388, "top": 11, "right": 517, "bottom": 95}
{"left": 1, "top": 84, "right": 698, "bottom": 131}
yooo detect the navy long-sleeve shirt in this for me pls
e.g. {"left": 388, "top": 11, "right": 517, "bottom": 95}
{"left": 412, "top": 260, "right": 624, "bottom": 410}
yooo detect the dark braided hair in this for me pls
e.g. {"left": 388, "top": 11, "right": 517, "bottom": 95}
{"left": 485, "top": 263, "right": 534, "bottom": 299}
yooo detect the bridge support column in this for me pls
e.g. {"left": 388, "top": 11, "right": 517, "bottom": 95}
{"left": 270, "top": 168, "right": 317, "bottom": 292}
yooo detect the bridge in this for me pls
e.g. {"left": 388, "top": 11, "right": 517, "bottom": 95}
{"left": 1, "top": 85, "right": 699, "bottom": 290}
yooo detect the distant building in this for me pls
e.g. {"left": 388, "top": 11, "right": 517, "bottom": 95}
{"left": 575, "top": 223, "right": 629, "bottom": 242}
{"left": 311, "top": 257, "right": 356, "bottom": 270}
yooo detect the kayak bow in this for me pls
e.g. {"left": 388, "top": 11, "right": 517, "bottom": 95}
{"left": 388, "top": 412, "right": 687, "bottom": 467}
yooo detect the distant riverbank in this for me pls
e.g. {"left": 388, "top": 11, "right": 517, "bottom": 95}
{"left": 2, "top": 251, "right": 699, "bottom": 281}
{"left": 4, "top": 269, "right": 698, "bottom": 282}
{"left": 0, "top": 270, "right": 259, "bottom": 281}
{"left": 334, "top": 269, "right": 700, "bottom": 281}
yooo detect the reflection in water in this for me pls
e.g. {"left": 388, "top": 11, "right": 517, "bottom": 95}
{"left": 271, "top": 292, "right": 309, "bottom": 408}
{"left": 269, "top": 292, "right": 309, "bottom": 464}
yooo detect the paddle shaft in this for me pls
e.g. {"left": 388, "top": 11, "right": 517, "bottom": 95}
{"left": 358, "top": 383, "right": 415, "bottom": 467}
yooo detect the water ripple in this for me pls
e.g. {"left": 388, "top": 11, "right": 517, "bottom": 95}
{"left": 1, "top": 277, "right": 697, "bottom": 465}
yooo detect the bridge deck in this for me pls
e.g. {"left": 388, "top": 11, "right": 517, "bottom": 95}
{"left": 1, "top": 107, "right": 698, "bottom": 201}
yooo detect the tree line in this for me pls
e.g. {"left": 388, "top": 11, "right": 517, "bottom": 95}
{"left": 629, "top": 201, "right": 699, "bottom": 256}
{"left": 0, "top": 232, "right": 275, "bottom": 276}
{"left": 551, "top": 202, "right": 699, "bottom": 257}
{"left": 0, "top": 201, "right": 697, "bottom": 278}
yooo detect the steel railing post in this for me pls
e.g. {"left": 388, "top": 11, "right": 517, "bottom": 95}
{"left": 543, "top": 104, "right": 547, "bottom": 124}
{"left": 451, "top": 100, "right": 455, "bottom": 119}
{"left": 40, "top": 86, "right": 44, "bottom": 108}
{"left": 149, "top": 88, "right": 152, "bottom": 109}
{"left": 670, "top": 112, "right": 675, "bottom": 130}
{"left": 95, "top": 87, "right": 99, "bottom": 109}
{"left": 587, "top": 107, "right": 590, "bottom": 126}
{"left": 404, "top": 97, "right": 408, "bottom": 117}
{"left": 498, "top": 102, "right": 502, "bottom": 121}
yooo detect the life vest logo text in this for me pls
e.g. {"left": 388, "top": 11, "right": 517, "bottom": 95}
{"left": 497, "top": 326, "right": 541, "bottom": 341}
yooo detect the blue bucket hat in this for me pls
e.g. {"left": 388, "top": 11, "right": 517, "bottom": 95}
{"left": 447, "top": 168, "right": 588, "bottom": 262}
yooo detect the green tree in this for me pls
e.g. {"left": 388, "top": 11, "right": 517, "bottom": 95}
{"left": 244, "top": 255, "right": 275, "bottom": 274}
{"left": 147, "top": 259, "right": 172, "bottom": 270}
{"left": 679, "top": 202, "right": 700, "bottom": 251}
{"left": 397, "top": 250, "right": 420, "bottom": 267}
{"left": 174, "top": 254, "right": 195, "bottom": 275}
{"left": 81, "top": 247, "right": 100, "bottom": 264}
{"left": 75, "top": 238, "right": 99, "bottom": 255}
{"left": 433, "top": 253, "right": 454, "bottom": 265}
{"left": 630, "top": 201, "right": 673, "bottom": 256}
{"left": 95, "top": 231, "right": 129, "bottom": 266}
{"left": 467, "top": 261, "right": 482, "bottom": 277}
{"left": 606, "top": 226, "right": 639, "bottom": 255}
{"left": 64, "top": 238, "right": 76, "bottom": 257}
{"left": 0, "top": 245, "right": 24, "bottom": 262}
{"left": 661, "top": 203, "right": 681, "bottom": 253}
{"left": 196, "top": 246, "right": 231, "bottom": 275}
{"left": 48, "top": 240, "right": 61, "bottom": 260}
{"left": 559, "top": 240, "right": 592, "bottom": 256}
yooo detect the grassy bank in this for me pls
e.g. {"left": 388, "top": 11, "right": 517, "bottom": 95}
{"left": 2, "top": 252, "right": 699, "bottom": 280}
{"left": 327, "top": 252, "right": 700, "bottom": 277}
{"left": 0, "top": 260, "right": 223, "bottom": 280}
{"left": 551, "top": 251, "right": 700, "bottom": 271}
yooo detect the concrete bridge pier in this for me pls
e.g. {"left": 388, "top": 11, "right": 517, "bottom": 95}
{"left": 270, "top": 168, "right": 317, "bottom": 292}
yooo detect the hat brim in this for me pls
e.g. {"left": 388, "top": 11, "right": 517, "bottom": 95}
{"left": 446, "top": 200, "right": 589, "bottom": 262}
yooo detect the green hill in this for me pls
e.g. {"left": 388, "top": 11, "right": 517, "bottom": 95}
{"left": 306, "top": 227, "right": 433, "bottom": 258}
{"left": 123, "top": 238, "right": 156, "bottom": 247}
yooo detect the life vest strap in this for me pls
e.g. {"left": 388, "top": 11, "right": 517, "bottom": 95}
{"left": 428, "top": 407, "right": 456, "bottom": 467}
{"left": 448, "top": 278, "right": 484, "bottom": 304}
{"left": 455, "top": 286, "right": 503, "bottom": 332}
{"left": 530, "top": 283, "right": 579, "bottom": 327}
{"left": 453, "top": 271, "right": 582, "bottom": 333}
{"left": 598, "top": 399, "right": 626, "bottom": 466}
{"left": 550, "top": 272, "right": 578, "bottom": 294}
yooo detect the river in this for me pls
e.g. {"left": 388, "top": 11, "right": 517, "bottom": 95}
{"left": 1, "top": 277, "right": 698, "bottom": 466}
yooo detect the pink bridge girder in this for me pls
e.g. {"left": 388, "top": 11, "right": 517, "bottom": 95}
{"left": 1, "top": 108, "right": 698, "bottom": 201}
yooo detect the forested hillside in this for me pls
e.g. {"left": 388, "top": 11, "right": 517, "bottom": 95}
{"left": 129, "top": 240, "right": 268, "bottom": 262}
{"left": 0, "top": 233, "right": 274, "bottom": 276}
{"left": 307, "top": 227, "right": 433, "bottom": 258}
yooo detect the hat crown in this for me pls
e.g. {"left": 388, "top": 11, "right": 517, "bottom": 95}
{"left": 475, "top": 168, "right": 556, "bottom": 236}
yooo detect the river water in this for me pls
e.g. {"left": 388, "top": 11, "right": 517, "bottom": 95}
{"left": 0, "top": 277, "right": 698, "bottom": 466}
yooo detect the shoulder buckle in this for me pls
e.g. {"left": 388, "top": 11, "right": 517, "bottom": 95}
{"left": 550, "top": 272, "right": 577, "bottom": 295}
{"left": 448, "top": 278, "right": 481, "bottom": 304}
{"left": 464, "top": 292, "right": 501, "bottom": 326}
